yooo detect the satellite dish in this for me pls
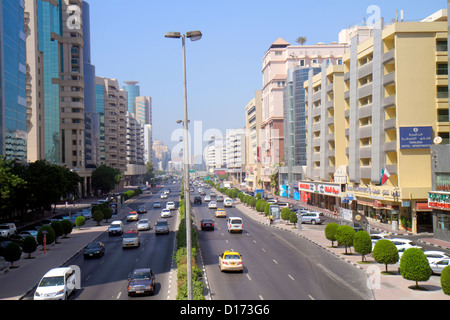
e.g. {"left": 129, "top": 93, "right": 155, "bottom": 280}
{"left": 434, "top": 136, "right": 443, "bottom": 145}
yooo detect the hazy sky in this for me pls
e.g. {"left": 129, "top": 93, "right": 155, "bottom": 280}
{"left": 88, "top": 0, "right": 446, "bottom": 153}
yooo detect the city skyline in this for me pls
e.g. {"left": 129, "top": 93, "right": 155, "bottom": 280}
{"left": 89, "top": 0, "right": 445, "bottom": 150}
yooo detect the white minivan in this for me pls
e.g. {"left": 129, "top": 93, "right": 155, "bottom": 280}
{"left": 227, "top": 217, "right": 243, "bottom": 233}
{"left": 34, "top": 267, "right": 77, "bottom": 300}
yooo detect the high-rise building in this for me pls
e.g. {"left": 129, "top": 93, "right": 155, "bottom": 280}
{"left": 123, "top": 81, "right": 140, "bottom": 115}
{"left": 0, "top": 0, "right": 27, "bottom": 162}
{"left": 244, "top": 91, "right": 262, "bottom": 190}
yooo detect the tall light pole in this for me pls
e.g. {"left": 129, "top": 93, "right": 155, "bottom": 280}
{"left": 165, "top": 30, "right": 202, "bottom": 300}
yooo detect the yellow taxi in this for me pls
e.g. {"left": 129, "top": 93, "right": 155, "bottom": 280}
{"left": 215, "top": 208, "right": 227, "bottom": 218}
{"left": 219, "top": 250, "right": 243, "bottom": 272}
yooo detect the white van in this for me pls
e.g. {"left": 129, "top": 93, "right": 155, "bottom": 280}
{"left": 34, "top": 267, "right": 77, "bottom": 300}
{"left": 224, "top": 198, "right": 233, "bottom": 208}
{"left": 227, "top": 217, "right": 243, "bottom": 233}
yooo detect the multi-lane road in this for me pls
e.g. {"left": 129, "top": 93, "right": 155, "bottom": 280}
{"left": 22, "top": 181, "right": 376, "bottom": 300}
{"left": 192, "top": 188, "right": 373, "bottom": 300}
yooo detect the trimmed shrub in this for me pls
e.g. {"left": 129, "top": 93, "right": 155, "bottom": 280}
{"left": 75, "top": 215, "right": 86, "bottom": 228}
{"left": 50, "top": 221, "right": 63, "bottom": 243}
{"left": 325, "top": 223, "right": 339, "bottom": 247}
{"left": 441, "top": 265, "right": 450, "bottom": 295}
{"left": 102, "top": 207, "right": 113, "bottom": 222}
{"left": 353, "top": 231, "right": 372, "bottom": 262}
{"left": 37, "top": 225, "right": 55, "bottom": 246}
{"left": 280, "top": 207, "right": 290, "bottom": 222}
{"left": 373, "top": 239, "right": 399, "bottom": 272}
{"left": 93, "top": 210, "right": 104, "bottom": 226}
{"left": 289, "top": 211, "right": 298, "bottom": 226}
{"left": 264, "top": 203, "right": 270, "bottom": 216}
{"left": 250, "top": 197, "right": 257, "bottom": 208}
{"left": 4, "top": 242, "right": 22, "bottom": 267}
{"left": 335, "top": 225, "right": 355, "bottom": 254}
{"left": 399, "top": 247, "right": 432, "bottom": 289}
{"left": 61, "top": 220, "right": 73, "bottom": 237}
{"left": 22, "top": 236, "right": 37, "bottom": 259}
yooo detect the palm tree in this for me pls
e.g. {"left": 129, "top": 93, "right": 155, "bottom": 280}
{"left": 296, "top": 36, "right": 307, "bottom": 45}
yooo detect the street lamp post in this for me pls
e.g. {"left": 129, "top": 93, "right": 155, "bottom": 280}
{"left": 165, "top": 30, "right": 202, "bottom": 300}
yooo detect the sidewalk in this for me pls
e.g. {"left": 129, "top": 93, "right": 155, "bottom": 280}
{"left": 235, "top": 201, "right": 450, "bottom": 300}
{"left": 0, "top": 200, "right": 133, "bottom": 300}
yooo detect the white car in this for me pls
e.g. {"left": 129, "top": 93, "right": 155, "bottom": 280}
{"left": 137, "top": 219, "right": 151, "bottom": 231}
{"left": 160, "top": 194, "right": 168, "bottom": 199}
{"left": 161, "top": 209, "right": 171, "bottom": 218}
{"left": 224, "top": 198, "right": 233, "bottom": 208}
{"left": 390, "top": 238, "right": 421, "bottom": 251}
{"left": 0, "top": 223, "right": 17, "bottom": 237}
{"left": 34, "top": 267, "right": 77, "bottom": 300}
{"left": 127, "top": 212, "right": 139, "bottom": 221}
{"left": 166, "top": 202, "right": 176, "bottom": 210}
{"left": 430, "top": 258, "right": 450, "bottom": 275}
{"left": 227, "top": 217, "right": 243, "bottom": 233}
{"left": 208, "top": 201, "right": 218, "bottom": 209}
{"left": 204, "top": 195, "right": 211, "bottom": 202}
{"left": 423, "top": 251, "right": 449, "bottom": 264}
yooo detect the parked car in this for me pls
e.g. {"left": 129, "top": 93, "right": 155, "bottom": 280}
{"left": 83, "top": 242, "right": 105, "bottom": 259}
{"left": 0, "top": 223, "right": 17, "bottom": 237}
{"left": 161, "top": 209, "right": 171, "bottom": 218}
{"left": 127, "top": 268, "right": 156, "bottom": 296}
{"left": 18, "top": 230, "right": 38, "bottom": 239}
{"left": 390, "top": 238, "right": 421, "bottom": 251}
{"left": 108, "top": 221, "right": 124, "bottom": 236}
{"left": 78, "top": 208, "right": 92, "bottom": 220}
{"left": 423, "top": 251, "right": 449, "bottom": 264}
{"left": 122, "top": 230, "right": 140, "bottom": 248}
{"left": 137, "top": 219, "right": 151, "bottom": 231}
{"left": 300, "top": 212, "right": 325, "bottom": 225}
{"left": 155, "top": 219, "right": 169, "bottom": 234}
{"left": 194, "top": 196, "right": 202, "bottom": 205}
{"left": 219, "top": 250, "right": 243, "bottom": 272}
{"left": 227, "top": 217, "right": 243, "bottom": 233}
{"left": 430, "top": 258, "right": 450, "bottom": 275}
{"left": 208, "top": 201, "right": 218, "bottom": 209}
{"left": 34, "top": 267, "right": 77, "bottom": 300}
{"left": 200, "top": 219, "right": 215, "bottom": 231}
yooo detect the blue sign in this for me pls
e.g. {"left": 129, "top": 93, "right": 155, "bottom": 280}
{"left": 399, "top": 127, "right": 433, "bottom": 149}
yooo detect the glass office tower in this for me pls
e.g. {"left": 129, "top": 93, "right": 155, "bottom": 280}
{"left": 123, "top": 81, "right": 140, "bottom": 115}
{"left": 0, "top": 0, "right": 27, "bottom": 162}
{"left": 37, "top": 0, "right": 62, "bottom": 163}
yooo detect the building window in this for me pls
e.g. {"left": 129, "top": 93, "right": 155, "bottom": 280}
{"left": 437, "top": 39, "right": 448, "bottom": 52}
{"left": 437, "top": 86, "right": 448, "bottom": 99}
{"left": 437, "top": 63, "right": 448, "bottom": 75}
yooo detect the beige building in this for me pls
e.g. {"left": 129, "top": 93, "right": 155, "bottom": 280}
{"left": 244, "top": 91, "right": 262, "bottom": 190}
{"left": 301, "top": 9, "right": 449, "bottom": 234}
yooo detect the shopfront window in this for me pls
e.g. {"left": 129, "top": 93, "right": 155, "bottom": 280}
{"left": 436, "top": 212, "right": 449, "bottom": 231}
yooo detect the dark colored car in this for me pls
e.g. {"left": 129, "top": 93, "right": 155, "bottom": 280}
{"left": 194, "top": 196, "right": 202, "bottom": 205}
{"left": 83, "top": 241, "right": 105, "bottom": 259}
{"left": 127, "top": 268, "right": 156, "bottom": 296}
{"left": 200, "top": 219, "right": 215, "bottom": 231}
{"left": 137, "top": 205, "right": 147, "bottom": 214}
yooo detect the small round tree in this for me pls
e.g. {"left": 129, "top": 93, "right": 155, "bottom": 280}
{"left": 250, "top": 198, "right": 257, "bottom": 208}
{"left": 280, "top": 208, "right": 290, "bottom": 222}
{"left": 441, "top": 265, "right": 450, "bottom": 295}
{"left": 76, "top": 215, "right": 86, "bottom": 228}
{"left": 50, "top": 220, "right": 63, "bottom": 244}
{"left": 399, "top": 247, "right": 432, "bottom": 290}
{"left": 353, "top": 231, "right": 372, "bottom": 262}
{"left": 335, "top": 225, "right": 355, "bottom": 254}
{"left": 264, "top": 203, "right": 271, "bottom": 217}
{"left": 4, "top": 242, "right": 22, "bottom": 267}
{"left": 289, "top": 211, "right": 298, "bottom": 226}
{"left": 22, "top": 236, "right": 37, "bottom": 259}
{"left": 61, "top": 219, "right": 73, "bottom": 237}
{"left": 92, "top": 210, "right": 104, "bottom": 226}
{"left": 37, "top": 225, "right": 55, "bottom": 246}
{"left": 324, "top": 223, "right": 339, "bottom": 247}
{"left": 102, "top": 207, "right": 113, "bottom": 223}
{"left": 372, "top": 239, "right": 399, "bottom": 273}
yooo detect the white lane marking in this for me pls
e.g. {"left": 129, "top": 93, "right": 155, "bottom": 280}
{"left": 308, "top": 295, "right": 315, "bottom": 300}
{"left": 288, "top": 274, "right": 295, "bottom": 281}
{"left": 259, "top": 295, "right": 264, "bottom": 300}
{"left": 246, "top": 274, "right": 252, "bottom": 281}
{"left": 273, "top": 259, "right": 278, "bottom": 265}
{"left": 116, "top": 292, "right": 122, "bottom": 300}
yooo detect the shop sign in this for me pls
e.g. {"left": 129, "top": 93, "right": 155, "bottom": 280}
{"left": 428, "top": 191, "right": 450, "bottom": 211}
{"left": 399, "top": 126, "right": 433, "bottom": 149}
{"left": 297, "top": 181, "right": 342, "bottom": 197}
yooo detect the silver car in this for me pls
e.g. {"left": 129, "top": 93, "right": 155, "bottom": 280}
{"left": 430, "top": 258, "right": 450, "bottom": 275}
{"left": 301, "top": 212, "right": 325, "bottom": 225}
{"left": 155, "top": 219, "right": 169, "bottom": 235}
{"left": 137, "top": 219, "right": 151, "bottom": 231}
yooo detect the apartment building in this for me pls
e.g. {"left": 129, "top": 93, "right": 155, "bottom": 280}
{"left": 124, "top": 111, "right": 145, "bottom": 185}
{"left": 261, "top": 37, "right": 348, "bottom": 192}
{"left": 300, "top": 10, "right": 449, "bottom": 234}
{"left": 95, "top": 77, "right": 127, "bottom": 175}
{"left": 244, "top": 91, "right": 262, "bottom": 190}
{"left": 226, "top": 128, "right": 246, "bottom": 184}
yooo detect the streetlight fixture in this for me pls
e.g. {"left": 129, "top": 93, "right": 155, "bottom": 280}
{"left": 166, "top": 30, "right": 202, "bottom": 300}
